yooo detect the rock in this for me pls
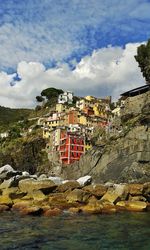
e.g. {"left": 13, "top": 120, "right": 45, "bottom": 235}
{"left": 116, "top": 201, "right": 147, "bottom": 212}
{"left": 0, "top": 178, "right": 16, "bottom": 189}
{"left": 12, "top": 201, "right": 33, "bottom": 211}
{"left": 143, "top": 182, "right": 150, "bottom": 202}
{"left": 147, "top": 203, "right": 150, "bottom": 212}
{"left": 101, "top": 203, "right": 117, "bottom": 214}
{"left": 128, "top": 184, "right": 144, "bottom": 195}
{"left": 101, "top": 184, "right": 127, "bottom": 204}
{"left": 125, "top": 201, "right": 147, "bottom": 212}
{"left": 0, "top": 165, "right": 15, "bottom": 174}
{"left": 80, "top": 197, "right": 102, "bottom": 214}
{"left": 0, "top": 204, "right": 10, "bottom": 212}
{"left": 66, "top": 189, "right": 90, "bottom": 203}
{"left": 18, "top": 179, "right": 57, "bottom": 194}
{"left": 2, "top": 187, "right": 27, "bottom": 200}
{"left": 0, "top": 195, "right": 13, "bottom": 206}
{"left": 29, "top": 190, "right": 47, "bottom": 201}
{"left": 128, "top": 195, "right": 147, "bottom": 202}
{"left": 0, "top": 171, "right": 22, "bottom": 181}
{"left": 48, "top": 193, "right": 69, "bottom": 209}
{"left": 56, "top": 181, "right": 81, "bottom": 193}
{"left": 104, "top": 182, "right": 115, "bottom": 188}
{"left": 48, "top": 177, "right": 63, "bottom": 185}
{"left": 83, "top": 184, "right": 107, "bottom": 198}
{"left": 22, "top": 171, "right": 30, "bottom": 176}
{"left": 20, "top": 206, "right": 43, "bottom": 216}
{"left": 44, "top": 208, "right": 61, "bottom": 217}
{"left": 116, "top": 201, "right": 127, "bottom": 211}
{"left": 77, "top": 176, "right": 92, "bottom": 186}
{"left": 68, "top": 207, "right": 82, "bottom": 213}
{"left": 0, "top": 175, "right": 31, "bottom": 189}
{"left": 38, "top": 174, "right": 47, "bottom": 180}
{"left": 101, "top": 191, "right": 117, "bottom": 204}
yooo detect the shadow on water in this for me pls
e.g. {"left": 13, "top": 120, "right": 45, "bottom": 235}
{"left": 0, "top": 211, "right": 149, "bottom": 250}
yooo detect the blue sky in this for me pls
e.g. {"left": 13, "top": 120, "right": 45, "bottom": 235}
{"left": 0, "top": 0, "right": 150, "bottom": 107}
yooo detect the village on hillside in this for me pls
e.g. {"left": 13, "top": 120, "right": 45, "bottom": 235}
{"left": 1, "top": 84, "right": 149, "bottom": 166}
{"left": 41, "top": 91, "right": 112, "bottom": 165}
{"left": 39, "top": 84, "right": 150, "bottom": 165}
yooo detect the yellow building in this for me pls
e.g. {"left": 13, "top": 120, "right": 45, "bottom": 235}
{"left": 43, "top": 128, "right": 51, "bottom": 139}
{"left": 79, "top": 114, "right": 87, "bottom": 125}
{"left": 56, "top": 103, "right": 65, "bottom": 113}
{"left": 85, "top": 95, "right": 95, "bottom": 101}
{"left": 84, "top": 141, "right": 92, "bottom": 151}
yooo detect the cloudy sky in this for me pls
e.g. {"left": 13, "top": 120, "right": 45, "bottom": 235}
{"left": 0, "top": 0, "right": 150, "bottom": 108}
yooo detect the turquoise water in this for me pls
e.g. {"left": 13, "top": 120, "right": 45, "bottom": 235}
{"left": 0, "top": 212, "right": 149, "bottom": 250}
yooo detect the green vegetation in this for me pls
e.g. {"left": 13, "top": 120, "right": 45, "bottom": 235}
{"left": 135, "top": 39, "right": 150, "bottom": 84}
{"left": 0, "top": 106, "right": 33, "bottom": 132}
{"left": 36, "top": 87, "right": 64, "bottom": 108}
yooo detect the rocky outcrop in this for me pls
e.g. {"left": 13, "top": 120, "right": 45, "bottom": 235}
{"left": 0, "top": 166, "right": 149, "bottom": 216}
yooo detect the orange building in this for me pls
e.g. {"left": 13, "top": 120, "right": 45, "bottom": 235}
{"left": 68, "top": 110, "right": 79, "bottom": 124}
{"left": 59, "top": 131, "right": 84, "bottom": 165}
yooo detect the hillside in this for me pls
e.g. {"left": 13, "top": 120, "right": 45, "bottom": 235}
{"left": 0, "top": 106, "right": 33, "bottom": 132}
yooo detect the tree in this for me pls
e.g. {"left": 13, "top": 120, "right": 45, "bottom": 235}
{"left": 36, "top": 96, "right": 44, "bottom": 102}
{"left": 135, "top": 39, "right": 150, "bottom": 84}
{"left": 41, "top": 87, "right": 63, "bottom": 100}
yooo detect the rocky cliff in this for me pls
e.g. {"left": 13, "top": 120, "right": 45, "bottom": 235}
{"left": 0, "top": 135, "right": 49, "bottom": 174}
{"left": 60, "top": 90, "right": 150, "bottom": 183}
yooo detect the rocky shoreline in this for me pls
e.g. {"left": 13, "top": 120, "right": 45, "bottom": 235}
{"left": 0, "top": 165, "right": 150, "bottom": 216}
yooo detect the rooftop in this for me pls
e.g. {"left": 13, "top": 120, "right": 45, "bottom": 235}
{"left": 121, "top": 84, "right": 150, "bottom": 97}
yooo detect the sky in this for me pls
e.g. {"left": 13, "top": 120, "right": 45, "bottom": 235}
{"left": 0, "top": 0, "right": 150, "bottom": 108}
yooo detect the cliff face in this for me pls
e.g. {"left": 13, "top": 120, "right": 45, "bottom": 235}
{"left": 61, "top": 91, "right": 150, "bottom": 183}
{"left": 0, "top": 136, "right": 49, "bottom": 174}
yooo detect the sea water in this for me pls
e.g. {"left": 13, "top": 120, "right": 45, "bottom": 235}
{"left": 0, "top": 212, "right": 149, "bottom": 250}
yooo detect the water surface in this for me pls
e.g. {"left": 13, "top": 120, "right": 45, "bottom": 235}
{"left": 0, "top": 212, "right": 149, "bottom": 250}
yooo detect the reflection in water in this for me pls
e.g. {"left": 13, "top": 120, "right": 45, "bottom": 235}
{"left": 0, "top": 212, "right": 149, "bottom": 250}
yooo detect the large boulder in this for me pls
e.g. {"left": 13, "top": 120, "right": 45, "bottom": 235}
{"left": 44, "top": 208, "right": 62, "bottom": 217}
{"left": 56, "top": 180, "right": 81, "bottom": 193}
{"left": 0, "top": 178, "right": 16, "bottom": 189}
{"left": 48, "top": 193, "right": 69, "bottom": 209}
{"left": 0, "top": 175, "right": 32, "bottom": 189}
{"left": 101, "top": 184, "right": 128, "bottom": 204}
{"left": 128, "top": 184, "right": 144, "bottom": 196}
{"left": 2, "top": 187, "right": 27, "bottom": 200}
{"left": 0, "top": 165, "right": 15, "bottom": 174}
{"left": 77, "top": 176, "right": 92, "bottom": 187}
{"left": 18, "top": 179, "right": 57, "bottom": 194}
{"left": 66, "top": 189, "right": 90, "bottom": 203}
{"left": 0, "top": 195, "right": 13, "bottom": 206}
{"left": 116, "top": 201, "right": 147, "bottom": 212}
{"left": 83, "top": 184, "right": 107, "bottom": 198}
{"left": 48, "top": 177, "right": 63, "bottom": 185}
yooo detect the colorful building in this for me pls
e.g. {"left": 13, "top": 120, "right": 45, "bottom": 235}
{"left": 58, "top": 91, "right": 73, "bottom": 104}
{"left": 59, "top": 130, "right": 85, "bottom": 165}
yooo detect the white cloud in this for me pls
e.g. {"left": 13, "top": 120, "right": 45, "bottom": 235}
{"left": 0, "top": 43, "right": 144, "bottom": 108}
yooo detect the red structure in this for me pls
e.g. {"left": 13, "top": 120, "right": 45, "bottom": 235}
{"left": 59, "top": 131, "right": 85, "bottom": 165}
